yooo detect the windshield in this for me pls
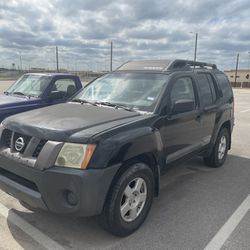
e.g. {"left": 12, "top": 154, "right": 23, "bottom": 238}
{"left": 6, "top": 74, "right": 52, "bottom": 97}
{"left": 73, "top": 72, "right": 168, "bottom": 112}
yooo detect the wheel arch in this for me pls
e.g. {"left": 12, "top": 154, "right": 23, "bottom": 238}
{"left": 219, "top": 120, "right": 232, "bottom": 149}
{"left": 205, "top": 119, "right": 232, "bottom": 158}
{"left": 101, "top": 152, "right": 161, "bottom": 215}
{"left": 110, "top": 153, "right": 160, "bottom": 197}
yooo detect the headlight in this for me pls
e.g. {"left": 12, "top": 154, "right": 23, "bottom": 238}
{"left": 55, "top": 143, "right": 96, "bottom": 169}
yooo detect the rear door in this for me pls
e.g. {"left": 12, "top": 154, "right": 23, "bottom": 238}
{"left": 214, "top": 73, "right": 234, "bottom": 133}
{"left": 195, "top": 72, "right": 218, "bottom": 146}
{"left": 159, "top": 74, "right": 203, "bottom": 164}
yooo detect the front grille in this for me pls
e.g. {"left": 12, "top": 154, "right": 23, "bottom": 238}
{"left": 13, "top": 132, "right": 32, "bottom": 153}
{"left": 32, "top": 139, "right": 47, "bottom": 157}
{"left": 1, "top": 129, "right": 12, "bottom": 148}
{"left": 1, "top": 129, "right": 47, "bottom": 158}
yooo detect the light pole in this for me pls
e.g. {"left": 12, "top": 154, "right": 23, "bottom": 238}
{"left": 110, "top": 40, "right": 113, "bottom": 72}
{"left": 56, "top": 46, "right": 59, "bottom": 72}
{"left": 234, "top": 53, "right": 239, "bottom": 87}
{"left": 19, "top": 52, "right": 22, "bottom": 71}
{"left": 190, "top": 32, "right": 198, "bottom": 68}
{"left": 194, "top": 33, "right": 198, "bottom": 63}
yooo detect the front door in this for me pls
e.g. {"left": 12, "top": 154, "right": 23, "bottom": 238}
{"left": 159, "top": 75, "right": 203, "bottom": 164}
{"left": 47, "top": 78, "right": 78, "bottom": 104}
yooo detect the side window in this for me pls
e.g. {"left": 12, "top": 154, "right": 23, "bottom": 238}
{"left": 170, "top": 77, "right": 195, "bottom": 110}
{"left": 196, "top": 73, "right": 214, "bottom": 107}
{"left": 215, "top": 73, "right": 233, "bottom": 99}
{"left": 50, "top": 79, "right": 77, "bottom": 100}
{"left": 206, "top": 74, "right": 217, "bottom": 101}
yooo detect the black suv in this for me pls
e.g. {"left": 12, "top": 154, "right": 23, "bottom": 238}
{"left": 0, "top": 60, "right": 234, "bottom": 236}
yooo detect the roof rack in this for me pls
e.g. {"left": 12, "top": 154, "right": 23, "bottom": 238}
{"left": 116, "top": 60, "right": 172, "bottom": 72}
{"left": 167, "top": 60, "right": 217, "bottom": 70}
{"left": 115, "top": 59, "right": 217, "bottom": 72}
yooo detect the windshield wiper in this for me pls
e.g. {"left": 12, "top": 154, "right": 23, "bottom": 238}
{"left": 13, "top": 91, "right": 25, "bottom": 96}
{"left": 71, "top": 99, "right": 135, "bottom": 112}
{"left": 71, "top": 99, "right": 97, "bottom": 106}
{"left": 12, "top": 91, "right": 37, "bottom": 98}
{"left": 94, "top": 101, "right": 134, "bottom": 112}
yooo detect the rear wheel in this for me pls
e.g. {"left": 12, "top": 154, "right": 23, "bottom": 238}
{"left": 204, "top": 127, "right": 229, "bottom": 168}
{"left": 99, "top": 163, "right": 154, "bottom": 237}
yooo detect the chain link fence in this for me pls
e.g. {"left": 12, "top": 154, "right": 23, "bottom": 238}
{"left": 0, "top": 44, "right": 123, "bottom": 83}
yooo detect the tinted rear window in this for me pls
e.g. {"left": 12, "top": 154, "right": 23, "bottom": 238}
{"left": 195, "top": 73, "right": 215, "bottom": 107}
{"left": 206, "top": 74, "right": 217, "bottom": 101}
{"left": 215, "top": 73, "right": 233, "bottom": 99}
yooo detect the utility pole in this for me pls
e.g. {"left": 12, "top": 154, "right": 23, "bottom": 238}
{"left": 56, "top": 46, "right": 59, "bottom": 72}
{"left": 194, "top": 33, "right": 198, "bottom": 64}
{"left": 110, "top": 41, "right": 113, "bottom": 72}
{"left": 234, "top": 53, "right": 239, "bottom": 87}
{"left": 19, "top": 52, "right": 22, "bottom": 71}
{"left": 248, "top": 52, "right": 250, "bottom": 83}
{"left": 248, "top": 52, "right": 250, "bottom": 70}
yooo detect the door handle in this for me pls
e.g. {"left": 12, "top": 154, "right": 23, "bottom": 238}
{"left": 196, "top": 114, "right": 202, "bottom": 121}
{"left": 204, "top": 105, "right": 218, "bottom": 112}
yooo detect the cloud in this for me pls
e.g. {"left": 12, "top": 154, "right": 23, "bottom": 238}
{"left": 0, "top": 0, "right": 250, "bottom": 70}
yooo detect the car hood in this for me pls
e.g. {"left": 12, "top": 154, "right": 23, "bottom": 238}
{"left": 0, "top": 94, "right": 37, "bottom": 108}
{"left": 3, "top": 103, "right": 142, "bottom": 142}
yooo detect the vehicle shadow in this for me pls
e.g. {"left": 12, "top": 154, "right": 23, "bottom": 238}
{"left": 6, "top": 154, "right": 250, "bottom": 250}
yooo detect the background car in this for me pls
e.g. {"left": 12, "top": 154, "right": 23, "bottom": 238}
{"left": 0, "top": 73, "right": 82, "bottom": 121}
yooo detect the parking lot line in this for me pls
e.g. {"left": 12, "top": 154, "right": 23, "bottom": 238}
{"left": 204, "top": 194, "right": 250, "bottom": 250}
{"left": 0, "top": 202, "right": 65, "bottom": 250}
{"left": 240, "top": 109, "right": 250, "bottom": 113}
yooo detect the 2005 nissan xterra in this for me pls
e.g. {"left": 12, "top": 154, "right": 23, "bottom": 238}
{"left": 0, "top": 60, "right": 234, "bottom": 236}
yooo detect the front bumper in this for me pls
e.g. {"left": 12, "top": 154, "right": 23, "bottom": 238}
{"left": 0, "top": 155, "right": 120, "bottom": 216}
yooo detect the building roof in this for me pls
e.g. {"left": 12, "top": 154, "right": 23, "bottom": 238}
{"left": 225, "top": 69, "right": 250, "bottom": 72}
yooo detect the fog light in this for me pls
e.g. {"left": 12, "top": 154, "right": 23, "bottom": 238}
{"left": 66, "top": 191, "right": 78, "bottom": 206}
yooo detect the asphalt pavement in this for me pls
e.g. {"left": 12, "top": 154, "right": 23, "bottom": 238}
{"left": 0, "top": 81, "right": 249, "bottom": 250}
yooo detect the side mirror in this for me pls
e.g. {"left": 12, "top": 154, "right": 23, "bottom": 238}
{"left": 172, "top": 99, "right": 195, "bottom": 114}
{"left": 48, "top": 91, "right": 64, "bottom": 101}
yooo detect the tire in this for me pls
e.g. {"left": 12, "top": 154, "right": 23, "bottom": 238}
{"left": 204, "top": 127, "right": 229, "bottom": 168}
{"left": 99, "top": 163, "right": 154, "bottom": 237}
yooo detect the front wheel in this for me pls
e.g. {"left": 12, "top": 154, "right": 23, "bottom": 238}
{"left": 204, "top": 127, "right": 229, "bottom": 168}
{"left": 99, "top": 163, "right": 154, "bottom": 237}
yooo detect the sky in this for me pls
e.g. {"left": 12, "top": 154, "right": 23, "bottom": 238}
{"left": 0, "top": 0, "right": 250, "bottom": 71}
